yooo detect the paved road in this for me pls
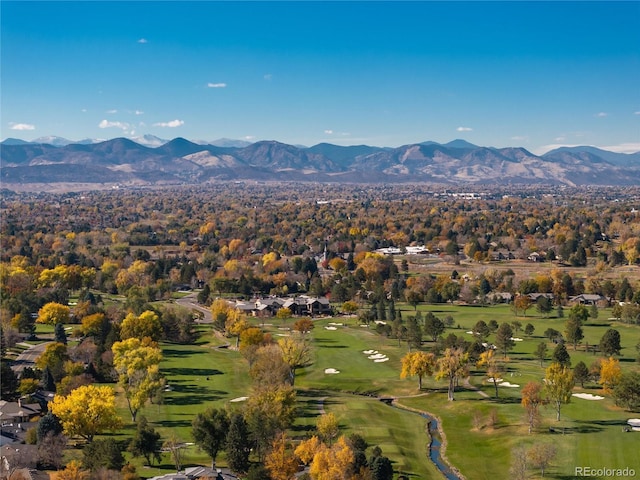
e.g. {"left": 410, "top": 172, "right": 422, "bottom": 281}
{"left": 175, "top": 292, "right": 213, "bottom": 323}
{"left": 11, "top": 341, "right": 52, "bottom": 373}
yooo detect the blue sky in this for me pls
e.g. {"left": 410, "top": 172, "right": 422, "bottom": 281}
{"left": 2, "top": 1, "right": 639, "bottom": 153}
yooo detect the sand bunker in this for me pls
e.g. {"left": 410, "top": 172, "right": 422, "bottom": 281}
{"left": 230, "top": 396, "right": 248, "bottom": 402}
{"left": 374, "top": 320, "right": 387, "bottom": 325}
{"left": 368, "top": 353, "right": 387, "bottom": 360}
{"left": 627, "top": 419, "right": 640, "bottom": 427}
{"left": 499, "top": 382, "right": 520, "bottom": 388}
{"left": 511, "top": 337, "right": 523, "bottom": 342}
{"left": 324, "top": 326, "right": 337, "bottom": 330}
{"left": 328, "top": 322, "right": 344, "bottom": 326}
{"left": 572, "top": 393, "right": 604, "bottom": 400}
{"left": 466, "top": 331, "right": 474, "bottom": 335}
{"left": 487, "top": 378, "right": 504, "bottom": 383}
{"left": 363, "top": 350, "right": 377, "bottom": 354}
{"left": 374, "top": 358, "right": 390, "bottom": 363}
{"left": 324, "top": 368, "right": 340, "bottom": 374}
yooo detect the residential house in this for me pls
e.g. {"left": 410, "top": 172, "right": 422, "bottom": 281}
{"left": 570, "top": 294, "right": 606, "bottom": 306}
{"left": 148, "top": 466, "right": 238, "bottom": 480}
{"left": 527, "top": 252, "right": 544, "bottom": 262}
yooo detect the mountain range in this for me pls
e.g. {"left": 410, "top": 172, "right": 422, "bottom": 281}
{"left": 1, "top": 137, "right": 639, "bottom": 188}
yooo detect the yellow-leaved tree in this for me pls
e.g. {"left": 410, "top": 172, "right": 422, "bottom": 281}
{"left": 264, "top": 432, "right": 299, "bottom": 480}
{"left": 400, "top": 351, "right": 435, "bottom": 391}
{"left": 278, "top": 336, "right": 312, "bottom": 385}
{"left": 112, "top": 337, "right": 164, "bottom": 421}
{"left": 477, "top": 349, "right": 502, "bottom": 398}
{"left": 544, "top": 362, "right": 575, "bottom": 421}
{"left": 49, "top": 385, "right": 122, "bottom": 443}
{"left": 599, "top": 356, "right": 622, "bottom": 394}
{"left": 308, "top": 436, "right": 355, "bottom": 480}
{"left": 225, "top": 308, "right": 250, "bottom": 348}
{"left": 55, "top": 460, "right": 90, "bottom": 480}
{"left": 36, "top": 302, "right": 70, "bottom": 325}
{"left": 435, "top": 348, "right": 469, "bottom": 401}
{"left": 294, "top": 435, "right": 322, "bottom": 466}
{"left": 120, "top": 310, "right": 162, "bottom": 341}
{"left": 316, "top": 413, "right": 339, "bottom": 446}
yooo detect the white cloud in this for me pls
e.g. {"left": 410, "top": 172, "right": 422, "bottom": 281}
{"left": 98, "top": 120, "right": 129, "bottom": 130}
{"left": 635, "top": 111, "right": 640, "bottom": 115}
{"left": 9, "top": 122, "right": 35, "bottom": 131}
{"left": 601, "top": 142, "right": 640, "bottom": 154}
{"left": 138, "top": 38, "right": 148, "bottom": 44}
{"left": 324, "top": 130, "right": 334, "bottom": 135}
{"left": 244, "top": 136, "right": 255, "bottom": 140}
{"left": 153, "top": 119, "right": 184, "bottom": 128}
{"left": 555, "top": 136, "right": 566, "bottom": 142}
{"left": 81, "top": 108, "right": 87, "bottom": 113}
{"left": 535, "top": 142, "right": 640, "bottom": 155}
{"left": 106, "top": 109, "right": 118, "bottom": 114}
{"left": 595, "top": 112, "right": 608, "bottom": 118}
{"left": 456, "top": 126, "right": 473, "bottom": 132}
{"left": 207, "top": 83, "right": 227, "bottom": 88}
{"left": 135, "top": 110, "right": 144, "bottom": 115}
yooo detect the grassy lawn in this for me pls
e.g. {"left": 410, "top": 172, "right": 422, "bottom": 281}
{"left": 91, "top": 303, "right": 639, "bottom": 479}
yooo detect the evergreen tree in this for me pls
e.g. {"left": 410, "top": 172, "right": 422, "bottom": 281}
{"left": 377, "top": 298, "right": 386, "bottom": 322}
{"left": 197, "top": 283, "right": 211, "bottom": 305}
{"left": 552, "top": 343, "right": 571, "bottom": 367}
{"left": 226, "top": 413, "right": 251, "bottom": 473}
{"left": 573, "top": 361, "right": 589, "bottom": 388}
{"left": 564, "top": 317, "right": 583, "bottom": 350}
{"left": 495, "top": 323, "right": 515, "bottom": 358}
{"left": 54, "top": 322, "right": 68, "bottom": 345}
{"left": 82, "top": 438, "right": 125, "bottom": 471}
{"left": 41, "top": 366, "right": 56, "bottom": 392}
{"left": 406, "top": 317, "right": 422, "bottom": 351}
{"left": 599, "top": 329, "right": 622, "bottom": 356}
{"left": 128, "top": 416, "right": 162, "bottom": 466}
{"left": 370, "top": 455, "right": 394, "bottom": 480}
{"left": 37, "top": 412, "right": 64, "bottom": 444}
{"left": 0, "top": 362, "right": 19, "bottom": 400}
{"left": 192, "top": 408, "right": 229, "bottom": 468}
{"left": 388, "top": 298, "right": 396, "bottom": 322}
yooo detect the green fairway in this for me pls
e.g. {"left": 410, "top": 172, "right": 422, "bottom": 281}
{"left": 106, "top": 304, "right": 639, "bottom": 479}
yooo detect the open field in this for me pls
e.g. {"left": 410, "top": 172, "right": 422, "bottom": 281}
{"left": 76, "top": 301, "right": 640, "bottom": 479}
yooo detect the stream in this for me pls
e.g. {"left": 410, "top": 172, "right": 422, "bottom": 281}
{"left": 381, "top": 399, "right": 463, "bottom": 480}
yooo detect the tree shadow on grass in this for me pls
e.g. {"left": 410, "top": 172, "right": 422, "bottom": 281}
{"left": 577, "top": 419, "right": 628, "bottom": 426}
{"left": 163, "top": 348, "right": 206, "bottom": 358}
{"left": 314, "top": 337, "right": 341, "bottom": 344}
{"left": 155, "top": 419, "right": 192, "bottom": 429}
{"left": 492, "top": 396, "right": 522, "bottom": 405}
{"left": 163, "top": 367, "right": 223, "bottom": 377}
{"left": 546, "top": 425, "right": 604, "bottom": 434}
{"left": 166, "top": 386, "right": 227, "bottom": 405}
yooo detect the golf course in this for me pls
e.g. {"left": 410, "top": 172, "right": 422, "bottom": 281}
{"left": 88, "top": 300, "right": 640, "bottom": 480}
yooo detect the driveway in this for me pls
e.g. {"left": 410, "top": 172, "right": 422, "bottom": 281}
{"left": 11, "top": 341, "right": 52, "bottom": 374}
{"left": 175, "top": 292, "right": 213, "bottom": 323}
